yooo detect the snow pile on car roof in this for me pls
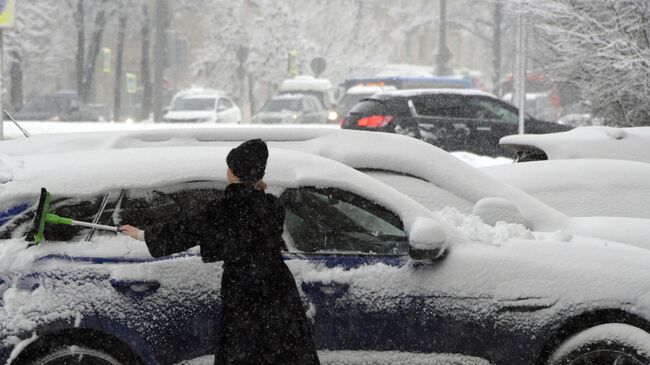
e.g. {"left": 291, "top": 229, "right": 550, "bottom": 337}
{"left": 500, "top": 126, "right": 650, "bottom": 163}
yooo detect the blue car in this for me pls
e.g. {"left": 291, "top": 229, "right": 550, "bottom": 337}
{"left": 1, "top": 146, "right": 650, "bottom": 365}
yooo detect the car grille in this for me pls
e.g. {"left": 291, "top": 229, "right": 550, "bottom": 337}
{"left": 262, "top": 118, "right": 283, "bottom": 124}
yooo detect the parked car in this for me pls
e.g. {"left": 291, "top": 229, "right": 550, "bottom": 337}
{"left": 2, "top": 128, "right": 650, "bottom": 249}
{"left": 500, "top": 126, "right": 650, "bottom": 163}
{"left": 340, "top": 89, "right": 572, "bottom": 157}
{"left": 163, "top": 89, "right": 241, "bottom": 124}
{"left": 14, "top": 91, "right": 109, "bottom": 122}
{"left": 2, "top": 146, "right": 650, "bottom": 365}
{"left": 279, "top": 75, "right": 337, "bottom": 109}
{"left": 252, "top": 94, "right": 329, "bottom": 124}
{"left": 484, "top": 158, "right": 650, "bottom": 219}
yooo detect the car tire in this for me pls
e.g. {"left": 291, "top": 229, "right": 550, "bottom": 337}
{"left": 547, "top": 323, "right": 650, "bottom": 365}
{"left": 25, "top": 346, "right": 124, "bottom": 365}
{"left": 393, "top": 120, "right": 420, "bottom": 139}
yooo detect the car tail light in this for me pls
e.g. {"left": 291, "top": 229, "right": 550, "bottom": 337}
{"left": 357, "top": 115, "right": 395, "bottom": 128}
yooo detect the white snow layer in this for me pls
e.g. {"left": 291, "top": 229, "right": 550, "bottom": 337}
{"left": 500, "top": 126, "right": 650, "bottom": 163}
{"left": 3, "top": 128, "right": 650, "bottom": 248}
{"left": 485, "top": 159, "right": 650, "bottom": 219}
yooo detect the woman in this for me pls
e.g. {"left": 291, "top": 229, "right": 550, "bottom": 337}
{"left": 120, "top": 139, "right": 320, "bottom": 365}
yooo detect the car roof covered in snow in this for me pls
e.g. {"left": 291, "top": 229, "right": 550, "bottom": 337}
{"left": 500, "top": 126, "right": 650, "bottom": 163}
{"left": 0, "top": 128, "right": 565, "bottom": 230}
{"left": 369, "top": 88, "right": 496, "bottom": 99}
{"left": 279, "top": 75, "right": 333, "bottom": 92}
{"left": 0, "top": 145, "right": 436, "bottom": 238}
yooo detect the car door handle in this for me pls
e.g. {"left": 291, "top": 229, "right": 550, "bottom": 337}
{"left": 302, "top": 282, "right": 349, "bottom": 297}
{"left": 319, "top": 283, "right": 349, "bottom": 296}
{"left": 110, "top": 279, "right": 160, "bottom": 297}
{"left": 476, "top": 126, "right": 492, "bottom": 131}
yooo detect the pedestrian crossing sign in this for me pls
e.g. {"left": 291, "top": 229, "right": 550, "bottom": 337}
{"left": 0, "top": 0, "right": 15, "bottom": 28}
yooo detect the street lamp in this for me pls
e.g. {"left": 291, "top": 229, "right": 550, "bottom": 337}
{"left": 435, "top": 0, "right": 453, "bottom": 76}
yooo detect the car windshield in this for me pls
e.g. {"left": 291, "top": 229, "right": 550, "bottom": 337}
{"left": 171, "top": 98, "right": 215, "bottom": 111}
{"left": 262, "top": 99, "right": 302, "bottom": 112}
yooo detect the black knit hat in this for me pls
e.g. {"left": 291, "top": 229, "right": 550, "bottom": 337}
{"left": 227, "top": 139, "right": 268, "bottom": 182}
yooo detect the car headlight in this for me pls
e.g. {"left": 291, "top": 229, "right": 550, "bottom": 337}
{"left": 328, "top": 111, "right": 338, "bottom": 121}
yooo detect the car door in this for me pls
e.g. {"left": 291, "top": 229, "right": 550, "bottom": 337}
{"left": 409, "top": 94, "right": 474, "bottom": 153}
{"left": 104, "top": 181, "right": 227, "bottom": 363}
{"left": 465, "top": 96, "right": 520, "bottom": 156}
{"left": 279, "top": 186, "right": 496, "bottom": 363}
{"left": 217, "top": 98, "right": 238, "bottom": 123}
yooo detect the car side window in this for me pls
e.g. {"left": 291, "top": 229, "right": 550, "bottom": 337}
{"left": 468, "top": 97, "right": 519, "bottom": 124}
{"left": 309, "top": 98, "right": 322, "bottom": 111}
{"left": 218, "top": 98, "right": 233, "bottom": 111}
{"left": 116, "top": 181, "right": 225, "bottom": 229}
{"left": 302, "top": 98, "right": 314, "bottom": 113}
{"left": 412, "top": 95, "right": 473, "bottom": 119}
{"left": 280, "top": 187, "right": 409, "bottom": 255}
{"left": 0, "top": 195, "right": 111, "bottom": 242}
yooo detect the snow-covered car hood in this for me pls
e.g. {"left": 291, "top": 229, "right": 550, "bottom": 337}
{"left": 500, "top": 126, "right": 650, "bottom": 163}
{"left": 484, "top": 159, "right": 650, "bottom": 219}
{"left": 163, "top": 110, "right": 213, "bottom": 120}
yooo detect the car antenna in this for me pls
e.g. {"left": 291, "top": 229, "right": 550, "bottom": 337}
{"left": 3, "top": 110, "right": 31, "bottom": 138}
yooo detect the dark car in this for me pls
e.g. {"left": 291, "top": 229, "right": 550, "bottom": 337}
{"left": 14, "top": 92, "right": 109, "bottom": 122}
{"left": 252, "top": 94, "right": 330, "bottom": 124}
{"left": 341, "top": 89, "right": 572, "bottom": 157}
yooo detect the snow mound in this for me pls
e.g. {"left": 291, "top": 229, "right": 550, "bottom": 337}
{"left": 472, "top": 197, "right": 528, "bottom": 227}
{"left": 437, "top": 207, "right": 533, "bottom": 245}
{"left": 500, "top": 126, "right": 650, "bottom": 163}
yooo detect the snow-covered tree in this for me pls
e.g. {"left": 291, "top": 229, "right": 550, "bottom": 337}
{"left": 525, "top": 0, "right": 650, "bottom": 126}
{"left": 4, "top": 0, "right": 69, "bottom": 110}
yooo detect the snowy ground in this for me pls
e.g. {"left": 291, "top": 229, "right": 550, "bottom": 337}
{"left": 0, "top": 121, "right": 512, "bottom": 167}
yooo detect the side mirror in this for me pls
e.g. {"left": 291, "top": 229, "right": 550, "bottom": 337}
{"left": 472, "top": 197, "right": 528, "bottom": 227}
{"left": 408, "top": 217, "right": 447, "bottom": 262}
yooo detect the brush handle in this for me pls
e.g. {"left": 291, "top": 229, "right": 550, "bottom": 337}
{"left": 70, "top": 220, "right": 119, "bottom": 232}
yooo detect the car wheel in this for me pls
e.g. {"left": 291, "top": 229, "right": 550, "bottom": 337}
{"left": 548, "top": 324, "right": 650, "bottom": 365}
{"left": 26, "top": 346, "right": 123, "bottom": 365}
{"left": 394, "top": 120, "right": 420, "bottom": 138}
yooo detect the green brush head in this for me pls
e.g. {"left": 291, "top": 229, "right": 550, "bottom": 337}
{"left": 26, "top": 188, "right": 52, "bottom": 245}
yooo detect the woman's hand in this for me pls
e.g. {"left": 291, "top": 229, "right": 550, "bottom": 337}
{"left": 119, "top": 225, "right": 145, "bottom": 241}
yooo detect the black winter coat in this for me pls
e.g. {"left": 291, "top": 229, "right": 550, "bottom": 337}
{"left": 144, "top": 183, "right": 320, "bottom": 365}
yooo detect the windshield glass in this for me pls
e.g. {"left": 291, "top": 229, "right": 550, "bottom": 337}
{"left": 171, "top": 98, "right": 215, "bottom": 111}
{"left": 262, "top": 99, "right": 302, "bottom": 112}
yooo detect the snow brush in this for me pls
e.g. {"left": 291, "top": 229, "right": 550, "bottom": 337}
{"left": 27, "top": 187, "right": 118, "bottom": 245}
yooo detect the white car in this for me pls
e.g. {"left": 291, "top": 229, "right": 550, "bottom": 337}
{"left": 2, "top": 128, "right": 650, "bottom": 249}
{"left": 500, "top": 126, "right": 650, "bottom": 163}
{"left": 163, "top": 89, "right": 241, "bottom": 124}
{"left": 2, "top": 146, "right": 650, "bottom": 364}
{"left": 484, "top": 159, "right": 650, "bottom": 219}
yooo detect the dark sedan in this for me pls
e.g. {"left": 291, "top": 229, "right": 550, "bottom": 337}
{"left": 341, "top": 89, "right": 572, "bottom": 157}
